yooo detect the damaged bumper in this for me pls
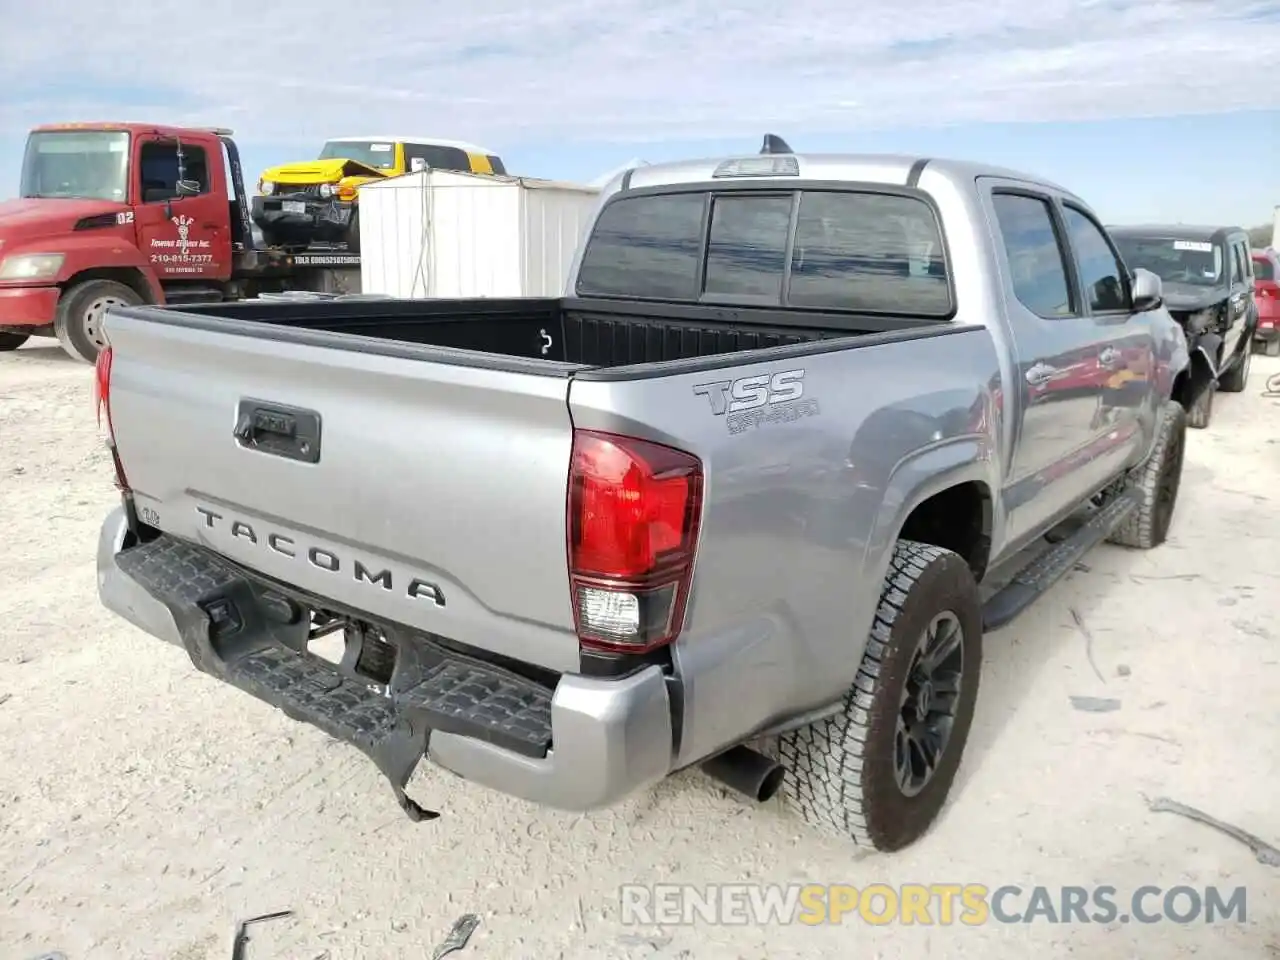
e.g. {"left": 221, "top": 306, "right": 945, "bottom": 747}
{"left": 251, "top": 194, "right": 354, "bottom": 246}
{"left": 96, "top": 505, "right": 675, "bottom": 817}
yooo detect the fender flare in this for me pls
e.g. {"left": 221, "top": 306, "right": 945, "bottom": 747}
{"left": 865, "top": 437, "right": 996, "bottom": 580}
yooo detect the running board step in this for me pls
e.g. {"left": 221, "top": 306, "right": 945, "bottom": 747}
{"left": 982, "top": 492, "right": 1138, "bottom": 631}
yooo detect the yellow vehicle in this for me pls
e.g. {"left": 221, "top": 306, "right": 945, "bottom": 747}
{"left": 251, "top": 136, "right": 507, "bottom": 252}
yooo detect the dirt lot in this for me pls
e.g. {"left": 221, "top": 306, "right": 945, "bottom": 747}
{"left": 1, "top": 338, "right": 1278, "bottom": 960}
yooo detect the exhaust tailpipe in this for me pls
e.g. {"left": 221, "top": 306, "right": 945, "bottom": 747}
{"left": 701, "top": 745, "right": 786, "bottom": 803}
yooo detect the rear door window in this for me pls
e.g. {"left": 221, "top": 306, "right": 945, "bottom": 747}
{"left": 990, "top": 193, "right": 1075, "bottom": 318}
{"left": 1255, "top": 256, "right": 1275, "bottom": 282}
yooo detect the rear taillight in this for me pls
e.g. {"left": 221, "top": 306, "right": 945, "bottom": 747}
{"left": 94, "top": 345, "right": 129, "bottom": 492}
{"left": 567, "top": 430, "right": 703, "bottom": 654}
{"left": 94, "top": 345, "right": 113, "bottom": 432}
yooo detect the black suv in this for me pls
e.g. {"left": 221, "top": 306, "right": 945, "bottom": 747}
{"left": 1110, "top": 224, "right": 1257, "bottom": 429}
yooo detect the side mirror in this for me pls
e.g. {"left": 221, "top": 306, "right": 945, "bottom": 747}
{"left": 1131, "top": 268, "right": 1163, "bottom": 312}
{"left": 174, "top": 179, "right": 201, "bottom": 198}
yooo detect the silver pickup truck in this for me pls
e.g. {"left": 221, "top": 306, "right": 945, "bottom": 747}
{"left": 95, "top": 146, "right": 1194, "bottom": 853}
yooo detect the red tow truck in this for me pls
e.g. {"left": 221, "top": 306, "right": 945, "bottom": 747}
{"left": 0, "top": 122, "right": 363, "bottom": 362}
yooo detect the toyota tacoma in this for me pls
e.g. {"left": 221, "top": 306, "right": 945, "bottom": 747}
{"left": 94, "top": 140, "right": 1193, "bottom": 853}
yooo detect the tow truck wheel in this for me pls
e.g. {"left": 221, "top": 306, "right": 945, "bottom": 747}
{"left": 769, "top": 540, "right": 982, "bottom": 852}
{"left": 54, "top": 279, "right": 143, "bottom": 364}
{"left": 0, "top": 331, "right": 30, "bottom": 351}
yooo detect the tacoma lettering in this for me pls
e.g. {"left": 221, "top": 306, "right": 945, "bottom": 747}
{"left": 194, "top": 505, "right": 443, "bottom": 606}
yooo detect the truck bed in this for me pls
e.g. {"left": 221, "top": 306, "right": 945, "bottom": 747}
{"left": 98, "top": 292, "right": 978, "bottom": 680}
{"left": 166, "top": 295, "right": 950, "bottom": 372}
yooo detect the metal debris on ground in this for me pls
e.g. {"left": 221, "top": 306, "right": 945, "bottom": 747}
{"left": 1116, "top": 664, "right": 1131, "bottom": 677}
{"left": 1069, "top": 696, "right": 1122, "bottom": 713}
{"left": 1147, "top": 796, "right": 1280, "bottom": 867}
{"left": 431, "top": 914, "right": 480, "bottom": 960}
{"left": 231, "top": 909, "right": 294, "bottom": 960}
{"left": 1069, "top": 607, "right": 1105, "bottom": 683}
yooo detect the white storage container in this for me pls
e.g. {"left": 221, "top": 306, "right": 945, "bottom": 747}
{"left": 358, "top": 170, "right": 602, "bottom": 299}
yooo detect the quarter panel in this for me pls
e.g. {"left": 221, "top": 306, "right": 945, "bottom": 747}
{"left": 567, "top": 326, "right": 1003, "bottom": 766}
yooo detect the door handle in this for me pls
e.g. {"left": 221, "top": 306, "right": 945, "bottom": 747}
{"left": 1026, "top": 363, "right": 1057, "bottom": 385}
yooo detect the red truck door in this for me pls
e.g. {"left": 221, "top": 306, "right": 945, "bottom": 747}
{"left": 132, "top": 133, "right": 232, "bottom": 282}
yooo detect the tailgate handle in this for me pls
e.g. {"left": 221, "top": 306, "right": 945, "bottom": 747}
{"left": 234, "top": 399, "right": 322, "bottom": 464}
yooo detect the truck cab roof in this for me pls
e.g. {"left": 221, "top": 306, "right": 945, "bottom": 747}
{"left": 617, "top": 152, "right": 1075, "bottom": 197}
{"left": 30, "top": 122, "right": 228, "bottom": 139}
{"left": 1108, "top": 224, "right": 1249, "bottom": 245}
{"left": 325, "top": 135, "right": 498, "bottom": 155}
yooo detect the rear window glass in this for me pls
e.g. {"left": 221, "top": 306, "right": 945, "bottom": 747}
{"left": 1254, "top": 255, "right": 1274, "bottom": 282}
{"left": 704, "top": 195, "right": 793, "bottom": 300}
{"left": 575, "top": 188, "right": 951, "bottom": 315}
{"left": 788, "top": 192, "right": 949, "bottom": 314}
{"left": 575, "top": 193, "right": 704, "bottom": 299}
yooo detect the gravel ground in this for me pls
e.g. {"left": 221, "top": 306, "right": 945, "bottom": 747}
{"left": 1, "top": 338, "right": 1278, "bottom": 960}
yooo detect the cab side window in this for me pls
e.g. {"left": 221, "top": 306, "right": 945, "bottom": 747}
{"left": 1233, "top": 241, "right": 1251, "bottom": 283}
{"left": 991, "top": 192, "right": 1076, "bottom": 319}
{"left": 138, "top": 141, "right": 210, "bottom": 203}
{"left": 1229, "top": 243, "right": 1244, "bottom": 285}
{"left": 1062, "top": 205, "right": 1129, "bottom": 313}
{"left": 403, "top": 143, "right": 471, "bottom": 174}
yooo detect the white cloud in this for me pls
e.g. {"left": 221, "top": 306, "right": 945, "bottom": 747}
{"left": 2, "top": 0, "right": 1278, "bottom": 148}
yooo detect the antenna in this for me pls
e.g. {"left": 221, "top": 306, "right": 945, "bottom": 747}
{"left": 760, "top": 133, "right": 793, "bottom": 155}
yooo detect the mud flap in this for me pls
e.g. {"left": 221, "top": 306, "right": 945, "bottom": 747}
{"left": 374, "top": 722, "right": 440, "bottom": 822}
{"left": 1186, "top": 338, "right": 1220, "bottom": 406}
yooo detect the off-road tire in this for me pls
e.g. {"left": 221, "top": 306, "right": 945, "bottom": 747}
{"left": 54, "top": 279, "right": 143, "bottom": 363}
{"left": 1267, "top": 339, "right": 1280, "bottom": 358}
{"left": 769, "top": 540, "right": 983, "bottom": 852}
{"left": 1186, "top": 382, "right": 1213, "bottom": 429}
{"left": 1217, "top": 343, "right": 1251, "bottom": 393}
{"left": 0, "top": 331, "right": 29, "bottom": 351}
{"left": 1106, "top": 401, "right": 1187, "bottom": 550}
{"left": 344, "top": 206, "right": 361, "bottom": 254}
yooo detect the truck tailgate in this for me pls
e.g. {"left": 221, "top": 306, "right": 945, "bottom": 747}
{"left": 105, "top": 313, "right": 582, "bottom": 672}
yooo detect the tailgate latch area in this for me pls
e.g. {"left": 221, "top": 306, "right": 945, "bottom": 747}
{"left": 233, "top": 398, "right": 322, "bottom": 464}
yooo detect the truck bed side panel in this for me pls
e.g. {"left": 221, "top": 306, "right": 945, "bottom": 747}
{"left": 566, "top": 325, "right": 1003, "bottom": 767}
{"left": 105, "top": 313, "right": 582, "bottom": 673}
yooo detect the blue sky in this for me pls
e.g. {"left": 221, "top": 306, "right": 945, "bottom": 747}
{"left": 2, "top": 0, "right": 1278, "bottom": 227}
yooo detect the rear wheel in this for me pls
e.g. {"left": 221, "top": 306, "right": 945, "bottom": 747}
{"left": 54, "top": 279, "right": 143, "bottom": 363}
{"left": 0, "top": 331, "right": 29, "bottom": 351}
{"left": 770, "top": 540, "right": 982, "bottom": 852}
{"left": 1267, "top": 340, "right": 1280, "bottom": 358}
